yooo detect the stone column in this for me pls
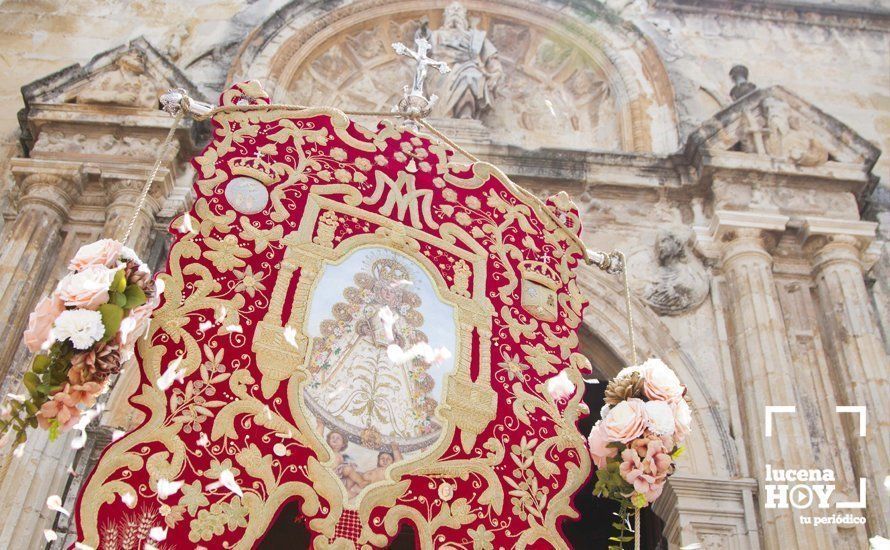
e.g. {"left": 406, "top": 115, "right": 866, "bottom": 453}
{"left": 712, "top": 211, "right": 823, "bottom": 549}
{"left": 802, "top": 219, "right": 889, "bottom": 536}
{"left": 101, "top": 170, "right": 169, "bottom": 429}
{"left": 0, "top": 160, "right": 83, "bottom": 382}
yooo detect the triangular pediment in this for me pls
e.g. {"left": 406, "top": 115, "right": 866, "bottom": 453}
{"left": 685, "top": 86, "right": 880, "bottom": 173}
{"left": 20, "top": 37, "right": 203, "bottom": 109}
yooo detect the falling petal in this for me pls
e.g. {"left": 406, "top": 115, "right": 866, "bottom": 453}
{"left": 273, "top": 443, "right": 287, "bottom": 457}
{"left": 180, "top": 212, "right": 195, "bottom": 234}
{"left": 198, "top": 320, "right": 213, "bottom": 332}
{"left": 121, "top": 492, "right": 136, "bottom": 508}
{"left": 225, "top": 324, "right": 243, "bottom": 333}
{"left": 149, "top": 526, "right": 168, "bottom": 542}
{"left": 584, "top": 378, "right": 600, "bottom": 384}
{"left": 680, "top": 545, "right": 703, "bottom": 550}
{"left": 389, "top": 279, "right": 413, "bottom": 288}
{"left": 197, "top": 433, "right": 209, "bottom": 447}
{"left": 264, "top": 405, "right": 272, "bottom": 421}
{"left": 6, "top": 394, "right": 26, "bottom": 403}
{"left": 46, "top": 495, "right": 70, "bottom": 517}
{"left": 155, "top": 278, "right": 166, "bottom": 295}
{"left": 157, "top": 357, "right": 185, "bottom": 391}
{"left": 283, "top": 326, "right": 298, "bottom": 348}
{"left": 112, "top": 429, "right": 126, "bottom": 442}
{"left": 215, "top": 306, "right": 227, "bottom": 323}
{"left": 12, "top": 445, "right": 24, "bottom": 458}
{"left": 43, "top": 530, "right": 58, "bottom": 542}
{"left": 156, "top": 478, "right": 184, "bottom": 500}
{"left": 74, "top": 544, "right": 95, "bottom": 550}
{"left": 70, "top": 430, "right": 87, "bottom": 450}
{"left": 207, "top": 469, "right": 243, "bottom": 497}
{"left": 378, "top": 307, "right": 398, "bottom": 342}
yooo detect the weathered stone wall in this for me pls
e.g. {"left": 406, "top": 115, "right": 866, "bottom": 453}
{"left": 0, "top": 1, "right": 885, "bottom": 549}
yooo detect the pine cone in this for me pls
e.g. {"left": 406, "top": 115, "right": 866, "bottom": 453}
{"left": 124, "top": 260, "right": 155, "bottom": 299}
{"left": 604, "top": 372, "right": 645, "bottom": 406}
{"left": 70, "top": 341, "right": 122, "bottom": 383}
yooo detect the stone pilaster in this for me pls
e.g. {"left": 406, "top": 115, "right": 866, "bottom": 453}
{"left": 0, "top": 160, "right": 83, "bottom": 381}
{"left": 101, "top": 168, "right": 171, "bottom": 429}
{"left": 652, "top": 475, "right": 760, "bottom": 549}
{"left": 712, "top": 211, "right": 824, "bottom": 549}
{"left": 801, "top": 218, "right": 889, "bottom": 536}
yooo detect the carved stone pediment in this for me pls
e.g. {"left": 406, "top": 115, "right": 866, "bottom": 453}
{"left": 685, "top": 86, "right": 880, "bottom": 173}
{"left": 18, "top": 37, "right": 204, "bottom": 155}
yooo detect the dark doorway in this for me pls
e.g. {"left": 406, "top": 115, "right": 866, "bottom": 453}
{"left": 258, "top": 381, "right": 667, "bottom": 549}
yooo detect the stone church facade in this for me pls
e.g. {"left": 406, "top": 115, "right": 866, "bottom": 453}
{"left": 0, "top": 1, "right": 887, "bottom": 548}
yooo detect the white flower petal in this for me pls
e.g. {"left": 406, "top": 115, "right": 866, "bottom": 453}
{"left": 156, "top": 478, "right": 184, "bottom": 500}
{"left": 46, "top": 494, "right": 70, "bottom": 517}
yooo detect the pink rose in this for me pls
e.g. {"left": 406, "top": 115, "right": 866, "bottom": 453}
{"left": 69, "top": 239, "right": 122, "bottom": 271}
{"left": 23, "top": 295, "right": 65, "bottom": 352}
{"left": 587, "top": 421, "right": 618, "bottom": 469}
{"left": 602, "top": 398, "right": 647, "bottom": 443}
{"left": 619, "top": 437, "right": 673, "bottom": 503}
{"left": 640, "top": 359, "right": 684, "bottom": 403}
{"left": 56, "top": 266, "right": 116, "bottom": 310}
{"left": 36, "top": 390, "right": 81, "bottom": 431}
{"left": 672, "top": 398, "right": 692, "bottom": 442}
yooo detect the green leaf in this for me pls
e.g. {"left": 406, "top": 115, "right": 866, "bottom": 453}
{"left": 24, "top": 401, "right": 38, "bottom": 415}
{"left": 23, "top": 372, "right": 39, "bottom": 396}
{"left": 109, "top": 291, "right": 127, "bottom": 308}
{"left": 111, "top": 268, "right": 127, "bottom": 293}
{"left": 123, "top": 284, "right": 147, "bottom": 309}
{"left": 32, "top": 355, "right": 50, "bottom": 373}
{"left": 99, "top": 303, "right": 124, "bottom": 341}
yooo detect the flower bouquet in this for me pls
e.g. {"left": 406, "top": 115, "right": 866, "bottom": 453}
{"left": 0, "top": 239, "right": 159, "bottom": 447}
{"left": 588, "top": 358, "right": 692, "bottom": 549}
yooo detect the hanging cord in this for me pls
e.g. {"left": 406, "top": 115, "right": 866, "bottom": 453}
{"left": 121, "top": 110, "right": 185, "bottom": 246}
{"left": 616, "top": 250, "right": 640, "bottom": 548}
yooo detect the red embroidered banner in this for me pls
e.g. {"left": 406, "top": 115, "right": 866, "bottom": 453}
{"left": 74, "top": 81, "right": 592, "bottom": 549}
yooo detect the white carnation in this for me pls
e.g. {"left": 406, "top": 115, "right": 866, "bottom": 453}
{"left": 119, "top": 245, "right": 144, "bottom": 266}
{"left": 52, "top": 309, "right": 105, "bottom": 350}
{"left": 644, "top": 400, "right": 676, "bottom": 436}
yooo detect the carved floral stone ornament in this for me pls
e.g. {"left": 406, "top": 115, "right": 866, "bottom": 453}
{"left": 67, "top": 80, "right": 605, "bottom": 549}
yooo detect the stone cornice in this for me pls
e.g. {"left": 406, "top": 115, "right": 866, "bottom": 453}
{"left": 654, "top": 0, "right": 890, "bottom": 31}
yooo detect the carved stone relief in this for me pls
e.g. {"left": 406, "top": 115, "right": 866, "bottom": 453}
{"left": 737, "top": 98, "right": 830, "bottom": 167}
{"left": 31, "top": 131, "right": 173, "bottom": 160}
{"left": 69, "top": 51, "right": 161, "bottom": 109}
{"left": 284, "top": 3, "right": 623, "bottom": 150}
{"left": 628, "top": 228, "right": 709, "bottom": 316}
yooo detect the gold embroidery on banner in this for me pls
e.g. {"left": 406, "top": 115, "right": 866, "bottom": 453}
{"left": 77, "top": 105, "right": 590, "bottom": 550}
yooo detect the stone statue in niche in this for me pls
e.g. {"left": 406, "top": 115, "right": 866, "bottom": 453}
{"left": 631, "top": 229, "right": 709, "bottom": 316}
{"left": 761, "top": 97, "right": 829, "bottom": 167}
{"left": 74, "top": 51, "right": 160, "bottom": 109}
{"left": 423, "top": 2, "right": 503, "bottom": 119}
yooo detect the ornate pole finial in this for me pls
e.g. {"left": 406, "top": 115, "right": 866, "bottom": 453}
{"left": 392, "top": 36, "right": 451, "bottom": 119}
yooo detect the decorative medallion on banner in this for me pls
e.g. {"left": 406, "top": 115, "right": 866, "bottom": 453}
{"left": 73, "top": 81, "right": 592, "bottom": 549}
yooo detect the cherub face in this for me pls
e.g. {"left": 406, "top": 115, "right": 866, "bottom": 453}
{"left": 327, "top": 432, "right": 345, "bottom": 452}
{"left": 378, "top": 452, "right": 394, "bottom": 467}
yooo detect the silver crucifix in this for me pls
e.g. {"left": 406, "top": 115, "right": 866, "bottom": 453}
{"left": 392, "top": 37, "right": 450, "bottom": 119}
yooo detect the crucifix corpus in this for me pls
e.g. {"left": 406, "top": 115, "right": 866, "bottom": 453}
{"left": 392, "top": 36, "right": 450, "bottom": 118}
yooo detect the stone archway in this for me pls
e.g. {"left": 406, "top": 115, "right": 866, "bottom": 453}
{"left": 227, "top": 0, "right": 680, "bottom": 153}
{"left": 577, "top": 266, "right": 761, "bottom": 549}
